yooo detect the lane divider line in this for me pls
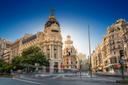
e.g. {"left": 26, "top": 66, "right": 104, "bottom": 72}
{"left": 13, "top": 78, "right": 43, "bottom": 85}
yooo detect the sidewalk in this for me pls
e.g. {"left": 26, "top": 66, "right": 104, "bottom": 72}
{"left": 95, "top": 72, "right": 128, "bottom": 77}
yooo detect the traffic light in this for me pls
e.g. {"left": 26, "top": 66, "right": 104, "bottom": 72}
{"left": 119, "top": 50, "right": 124, "bottom": 58}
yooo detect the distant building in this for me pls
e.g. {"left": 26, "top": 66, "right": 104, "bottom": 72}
{"left": 0, "top": 38, "right": 12, "bottom": 62}
{"left": 3, "top": 47, "right": 11, "bottom": 63}
{"left": 92, "top": 19, "right": 128, "bottom": 73}
{"left": 62, "top": 35, "right": 79, "bottom": 71}
{"left": 10, "top": 39, "right": 21, "bottom": 59}
{"left": 78, "top": 53, "right": 86, "bottom": 62}
{"left": 77, "top": 53, "right": 88, "bottom": 71}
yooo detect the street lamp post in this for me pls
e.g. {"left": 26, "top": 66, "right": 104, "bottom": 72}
{"left": 77, "top": 57, "right": 81, "bottom": 78}
{"left": 79, "top": 60, "right": 82, "bottom": 78}
{"left": 88, "top": 25, "right": 92, "bottom": 78}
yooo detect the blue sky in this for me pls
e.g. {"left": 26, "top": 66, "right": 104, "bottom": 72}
{"left": 0, "top": 0, "right": 128, "bottom": 56}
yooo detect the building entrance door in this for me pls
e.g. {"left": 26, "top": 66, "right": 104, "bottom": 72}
{"left": 54, "top": 62, "right": 58, "bottom": 73}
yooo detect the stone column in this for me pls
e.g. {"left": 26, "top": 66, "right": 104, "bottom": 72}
{"left": 52, "top": 45, "right": 54, "bottom": 59}
{"left": 68, "top": 56, "right": 70, "bottom": 69}
{"left": 50, "top": 45, "right": 52, "bottom": 59}
{"left": 43, "top": 45, "right": 46, "bottom": 53}
{"left": 57, "top": 45, "right": 60, "bottom": 60}
{"left": 57, "top": 45, "right": 62, "bottom": 72}
{"left": 58, "top": 61, "right": 62, "bottom": 72}
{"left": 49, "top": 45, "right": 54, "bottom": 73}
{"left": 50, "top": 60, "right": 54, "bottom": 73}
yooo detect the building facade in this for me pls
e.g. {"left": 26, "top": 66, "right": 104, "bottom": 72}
{"left": 0, "top": 38, "right": 12, "bottom": 62}
{"left": 1, "top": 12, "right": 86, "bottom": 73}
{"left": 92, "top": 19, "right": 128, "bottom": 73}
{"left": 62, "top": 35, "right": 79, "bottom": 71}
{"left": 41, "top": 14, "right": 63, "bottom": 72}
{"left": 120, "top": 20, "right": 128, "bottom": 70}
{"left": 77, "top": 53, "right": 88, "bottom": 71}
{"left": 9, "top": 13, "right": 63, "bottom": 73}
{"left": 2, "top": 48, "right": 11, "bottom": 63}
{"left": 0, "top": 38, "right": 5, "bottom": 59}
{"left": 92, "top": 45, "right": 103, "bottom": 72}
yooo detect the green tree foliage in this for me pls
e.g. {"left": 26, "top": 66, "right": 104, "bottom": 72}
{"left": 21, "top": 46, "right": 49, "bottom": 66}
{"left": 11, "top": 46, "right": 49, "bottom": 70}
{"left": 11, "top": 56, "right": 24, "bottom": 70}
{"left": 0, "top": 59, "right": 5, "bottom": 72}
{"left": 0, "top": 59, "right": 13, "bottom": 73}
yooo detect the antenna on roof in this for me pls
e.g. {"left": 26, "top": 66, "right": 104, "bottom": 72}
{"left": 50, "top": 9, "right": 55, "bottom": 16}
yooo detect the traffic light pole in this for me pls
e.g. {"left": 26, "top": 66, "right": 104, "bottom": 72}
{"left": 121, "top": 64, "right": 125, "bottom": 80}
{"left": 119, "top": 38, "right": 126, "bottom": 80}
{"left": 119, "top": 56, "right": 125, "bottom": 80}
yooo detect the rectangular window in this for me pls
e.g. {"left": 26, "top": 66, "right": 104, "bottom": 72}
{"left": 51, "top": 30, "right": 59, "bottom": 32}
{"left": 110, "top": 57, "right": 117, "bottom": 64}
{"left": 114, "top": 52, "right": 116, "bottom": 55}
{"left": 54, "top": 46, "right": 57, "bottom": 50}
{"left": 54, "top": 54, "right": 57, "bottom": 59}
{"left": 76, "top": 61, "right": 77, "bottom": 64}
{"left": 48, "top": 54, "right": 50, "bottom": 59}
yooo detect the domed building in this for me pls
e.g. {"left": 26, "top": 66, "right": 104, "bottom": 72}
{"left": 3, "top": 11, "right": 83, "bottom": 73}
{"left": 41, "top": 12, "right": 63, "bottom": 73}
{"left": 10, "top": 11, "right": 63, "bottom": 73}
{"left": 62, "top": 35, "right": 79, "bottom": 71}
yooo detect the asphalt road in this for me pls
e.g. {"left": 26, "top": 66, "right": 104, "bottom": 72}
{"left": 0, "top": 75, "right": 124, "bottom": 85}
{"left": 0, "top": 78, "right": 37, "bottom": 85}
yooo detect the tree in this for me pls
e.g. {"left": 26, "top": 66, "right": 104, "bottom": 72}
{"left": 0, "top": 59, "right": 5, "bottom": 72}
{"left": 21, "top": 46, "right": 49, "bottom": 66}
{"left": 11, "top": 56, "right": 24, "bottom": 70}
{"left": 0, "top": 59, "right": 13, "bottom": 73}
{"left": 11, "top": 46, "right": 49, "bottom": 71}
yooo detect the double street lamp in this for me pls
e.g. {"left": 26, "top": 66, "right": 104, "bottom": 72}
{"left": 88, "top": 25, "right": 92, "bottom": 78}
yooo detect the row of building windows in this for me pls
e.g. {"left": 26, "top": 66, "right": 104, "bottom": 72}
{"left": 22, "top": 35, "right": 37, "bottom": 44}
{"left": 66, "top": 61, "right": 77, "bottom": 64}
{"left": 47, "top": 53, "right": 57, "bottom": 59}
{"left": 65, "top": 66, "right": 77, "bottom": 68}
{"left": 108, "top": 27, "right": 121, "bottom": 34}
{"left": 47, "top": 46, "right": 58, "bottom": 51}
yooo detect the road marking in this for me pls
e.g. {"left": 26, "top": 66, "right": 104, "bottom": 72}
{"left": 19, "top": 77, "right": 44, "bottom": 81}
{"left": 13, "top": 78, "right": 43, "bottom": 85}
{"left": 51, "top": 75, "right": 62, "bottom": 79}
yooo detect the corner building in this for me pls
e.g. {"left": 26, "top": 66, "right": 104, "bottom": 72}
{"left": 41, "top": 15, "right": 63, "bottom": 73}
{"left": 10, "top": 13, "right": 63, "bottom": 73}
{"left": 92, "top": 19, "right": 128, "bottom": 73}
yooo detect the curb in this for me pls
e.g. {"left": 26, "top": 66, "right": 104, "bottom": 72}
{"left": 116, "top": 80, "right": 128, "bottom": 84}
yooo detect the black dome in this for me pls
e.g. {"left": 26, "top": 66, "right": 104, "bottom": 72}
{"left": 45, "top": 16, "right": 60, "bottom": 28}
